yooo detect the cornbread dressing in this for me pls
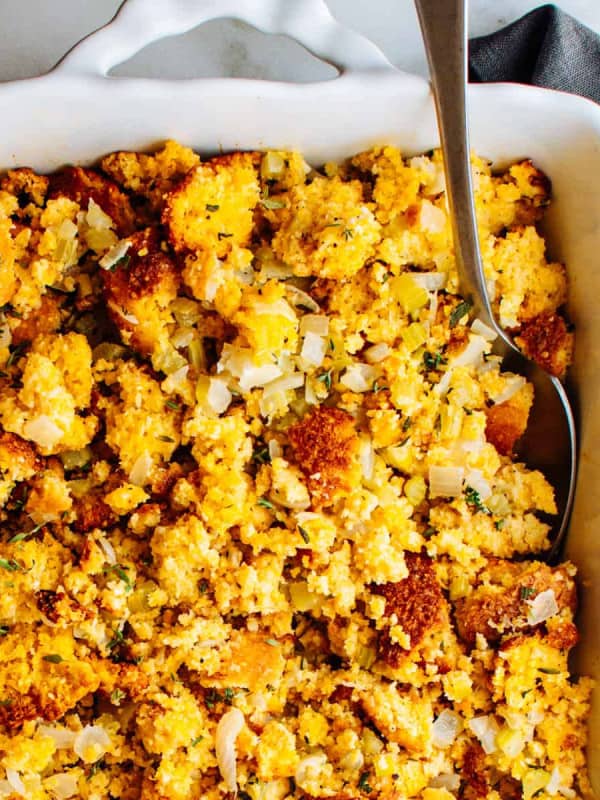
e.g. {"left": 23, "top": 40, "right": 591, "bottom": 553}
{"left": 0, "top": 140, "right": 589, "bottom": 800}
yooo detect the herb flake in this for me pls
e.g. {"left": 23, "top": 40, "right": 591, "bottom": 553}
{"left": 449, "top": 300, "right": 472, "bottom": 328}
{"left": 298, "top": 526, "right": 310, "bottom": 544}
{"left": 42, "top": 654, "right": 64, "bottom": 664}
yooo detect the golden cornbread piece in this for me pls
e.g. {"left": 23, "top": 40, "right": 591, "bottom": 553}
{"left": 454, "top": 559, "right": 577, "bottom": 647}
{"left": 101, "top": 139, "right": 201, "bottom": 214}
{"left": 517, "top": 311, "right": 574, "bottom": 378}
{"left": 0, "top": 332, "right": 97, "bottom": 455}
{"left": 288, "top": 405, "right": 361, "bottom": 507}
{"left": 485, "top": 382, "right": 533, "bottom": 456}
{"left": 0, "top": 431, "right": 39, "bottom": 507}
{"left": 102, "top": 226, "right": 179, "bottom": 358}
{"left": 48, "top": 165, "right": 135, "bottom": 236}
{"left": 163, "top": 151, "right": 260, "bottom": 255}
{"left": 267, "top": 174, "right": 381, "bottom": 279}
{"left": 0, "top": 166, "right": 48, "bottom": 207}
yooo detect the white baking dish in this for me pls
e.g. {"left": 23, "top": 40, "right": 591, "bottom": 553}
{"left": 2, "top": 0, "right": 600, "bottom": 787}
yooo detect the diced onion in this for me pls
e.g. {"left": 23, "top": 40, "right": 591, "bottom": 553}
{"left": 215, "top": 707, "right": 245, "bottom": 793}
{"left": 299, "top": 314, "right": 329, "bottom": 336}
{"left": 301, "top": 332, "right": 327, "bottom": 367}
{"left": 359, "top": 436, "right": 375, "bottom": 480}
{"left": 430, "top": 773, "right": 460, "bottom": 791}
{"left": 38, "top": 725, "right": 77, "bottom": 749}
{"left": 295, "top": 753, "right": 328, "bottom": 789}
{"left": 129, "top": 451, "right": 153, "bottom": 487}
{"left": 45, "top": 771, "right": 79, "bottom": 799}
{"left": 340, "top": 363, "right": 377, "bottom": 393}
{"left": 411, "top": 271, "right": 447, "bottom": 291}
{"left": 73, "top": 725, "right": 111, "bottom": 763}
{"left": 23, "top": 415, "right": 63, "bottom": 449}
{"left": 432, "top": 710, "right": 462, "bottom": 748}
{"left": 268, "top": 440, "right": 282, "bottom": 460}
{"left": 429, "top": 465, "right": 464, "bottom": 498}
{"left": 170, "top": 327, "right": 195, "bottom": 349}
{"left": 419, "top": 199, "right": 446, "bottom": 233}
{"left": 527, "top": 589, "right": 559, "bottom": 625}
{"left": 207, "top": 378, "right": 232, "bottom": 414}
{"left": 490, "top": 375, "right": 526, "bottom": 406}
{"left": 262, "top": 373, "right": 304, "bottom": 398}
{"left": 471, "top": 318, "right": 498, "bottom": 341}
{"left": 468, "top": 715, "right": 499, "bottom": 754}
{"left": 464, "top": 469, "right": 492, "bottom": 502}
{"left": 449, "top": 334, "right": 488, "bottom": 368}
{"left": 364, "top": 343, "right": 390, "bottom": 364}
{"left": 86, "top": 198, "right": 113, "bottom": 230}
{"left": 434, "top": 369, "right": 453, "bottom": 396}
{"left": 286, "top": 285, "right": 320, "bottom": 312}
{"left": 99, "top": 239, "right": 130, "bottom": 270}
{"left": 97, "top": 535, "right": 116, "bottom": 566}
{"left": 253, "top": 298, "right": 297, "bottom": 323}
{"left": 171, "top": 297, "right": 202, "bottom": 326}
{"left": 5, "top": 769, "right": 25, "bottom": 796}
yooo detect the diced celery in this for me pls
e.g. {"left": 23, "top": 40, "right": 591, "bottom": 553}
{"left": 392, "top": 274, "right": 429, "bottom": 314}
{"left": 400, "top": 322, "right": 428, "bottom": 352}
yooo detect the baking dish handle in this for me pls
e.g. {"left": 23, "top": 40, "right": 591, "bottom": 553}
{"left": 56, "top": 0, "right": 396, "bottom": 78}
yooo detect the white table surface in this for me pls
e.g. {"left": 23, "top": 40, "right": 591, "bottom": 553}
{"left": 0, "top": 0, "right": 598, "bottom": 84}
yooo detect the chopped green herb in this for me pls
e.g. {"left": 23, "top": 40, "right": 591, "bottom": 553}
{"left": 199, "top": 579, "right": 209, "bottom": 594}
{"left": 262, "top": 197, "right": 286, "bottom": 210}
{"left": 104, "top": 564, "right": 133, "bottom": 593}
{"left": 0, "top": 698, "right": 13, "bottom": 708}
{"left": 204, "top": 688, "right": 223, "bottom": 709}
{"left": 522, "top": 688, "right": 533, "bottom": 697}
{"left": 449, "top": 300, "right": 472, "bottom": 328}
{"left": 6, "top": 342, "right": 28, "bottom": 368}
{"left": 0, "top": 558, "right": 22, "bottom": 572}
{"left": 538, "top": 667, "right": 560, "bottom": 675}
{"left": 218, "top": 232, "right": 233, "bottom": 240}
{"left": 0, "top": 627, "right": 8, "bottom": 636}
{"left": 520, "top": 586, "right": 536, "bottom": 600}
{"left": 107, "top": 627, "right": 125, "bottom": 650}
{"left": 372, "top": 381, "right": 388, "bottom": 393}
{"left": 423, "top": 350, "right": 446, "bottom": 370}
{"left": 111, "top": 688, "right": 125, "bottom": 705}
{"left": 223, "top": 688, "right": 235, "bottom": 703}
{"left": 111, "top": 254, "right": 130, "bottom": 272}
{"left": 343, "top": 228, "right": 353, "bottom": 240}
{"left": 265, "top": 638, "right": 280, "bottom": 647}
{"left": 252, "top": 445, "right": 271, "bottom": 465}
{"left": 165, "top": 400, "right": 181, "bottom": 411}
{"left": 298, "top": 526, "right": 310, "bottom": 544}
{"left": 156, "top": 434, "right": 175, "bottom": 443}
{"left": 358, "top": 772, "right": 373, "bottom": 794}
{"left": 257, "top": 496, "right": 274, "bottom": 510}
{"left": 9, "top": 521, "right": 44, "bottom": 544}
{"left": 329, "top": 339, "right": 335, "bottom": 351}
{"left": 494, "top": 518, "right": 506, "bottom": 530}
{"left": 190, "top": 735, "right": 204, "bottom": 746}
{"left": 87, "top": 759, "right": 105, "bottom": 781}
{"left": 465, "top": 486, "right": 490, "bottom": 515}
{"left": 402, "top": 416, "right": 412, "bottom": 432}
{"left": 206, "top": 203, "right": 220, "bottom": 212}
{"left": 423, "top": 526, "right": 437, "bottom": 539}
{"left": 42, "top": 654, "right": 64, "bottom": 664}
{"left": 317, "top": 369, "right": 332, "bottom": 391}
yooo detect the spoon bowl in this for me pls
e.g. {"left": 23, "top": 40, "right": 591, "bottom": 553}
{"left": 414, "top": 0, "right": 577, "bottom": 561}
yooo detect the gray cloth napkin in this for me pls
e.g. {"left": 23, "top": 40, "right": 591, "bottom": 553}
{"left": 468, "top": 4, "right": 600, "bottom": 104}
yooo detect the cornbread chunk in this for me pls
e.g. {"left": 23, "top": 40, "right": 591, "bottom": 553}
{"left": 101, "top": 139, "right": 201, "bottom": 214}
{"left": 163, "top": 151, "right": 260, "bottom": 255}
{"left": 484, "top": 382, "right": 534, "bottom": 456}
{"left": 454, "top": 559, "right": 576, "bottom": 647}
{"left": 267, "top": 175, "right": 381, "bottom": 279}
{"left": 0, "top": 431, "right": 39, "bottom": 507}
{"left": 288, "top": 406, "right": 361, "bottom": 507}
{"left": 516, "top": 311, "right": 574, "bottom": 377}
{"left": 0, "top": 332, "right": 97, "bottom": 455}
{"left": 102, "top": 227, "right": 179, "bottom": 360}
{"left": 48, "top": 165, "right": 135, "bottom": 236}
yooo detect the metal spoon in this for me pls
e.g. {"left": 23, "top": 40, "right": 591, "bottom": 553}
{"left": 414, "top": 0, "right": 576, "bottom": 561}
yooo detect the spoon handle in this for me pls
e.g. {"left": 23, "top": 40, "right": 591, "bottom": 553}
{"left": 414, "top": 0, "right": 496, "bottom": 331}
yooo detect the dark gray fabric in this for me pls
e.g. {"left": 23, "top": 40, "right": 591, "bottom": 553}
{"left": 468, "top": 4, "right": 600, "bottom": 104}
